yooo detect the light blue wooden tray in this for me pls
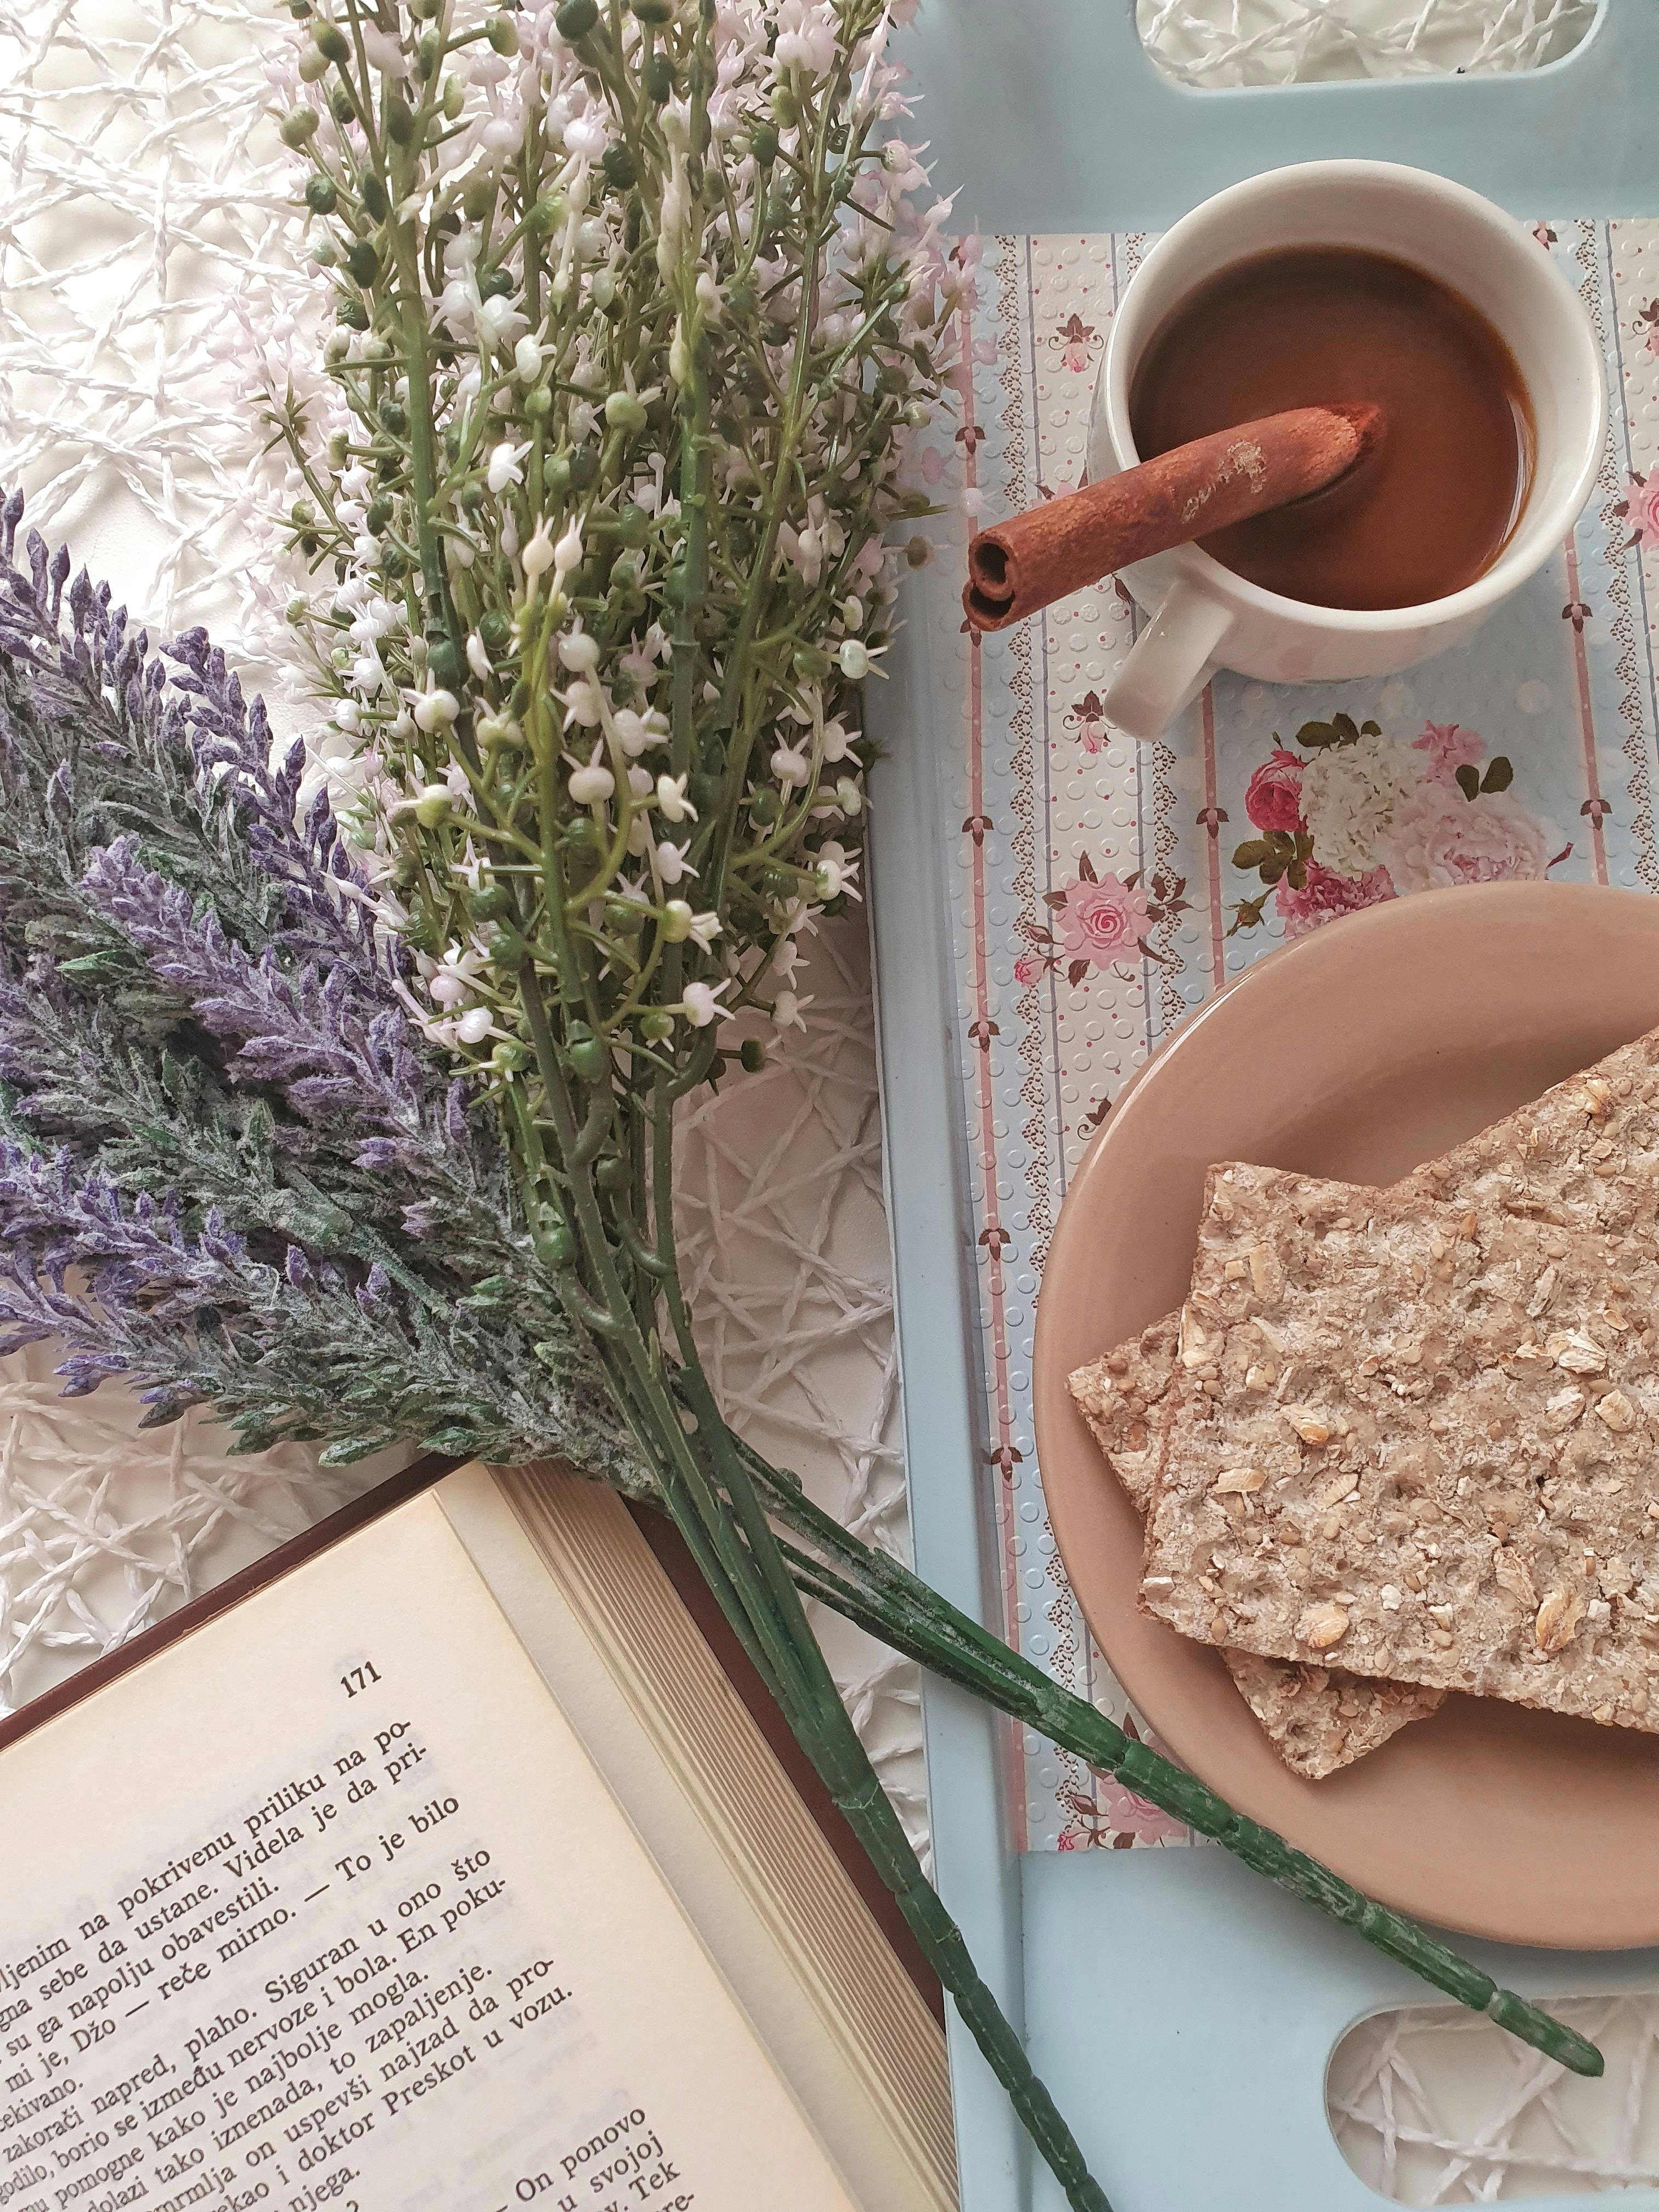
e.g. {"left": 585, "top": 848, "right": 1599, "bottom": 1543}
{"left": 868, "top": 7, "right": 1659, "bottom": 2207}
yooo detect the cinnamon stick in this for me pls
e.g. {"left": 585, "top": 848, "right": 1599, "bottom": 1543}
{"left": 963, "top": 402, "right": 1381, "bottom": 633}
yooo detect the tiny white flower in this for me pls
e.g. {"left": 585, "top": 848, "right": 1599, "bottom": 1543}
{"left": 466, "top": 631, "right": 493, "bottom": 680}
{"left": 687, "top": 910, "right": 722, "bottom": 952}
{"left": 771, "top": 741, "right": 810, "bottom": 788}
{"left": 513, "top": 333, "right": 544, "bottom": 383}
{"left": 456, "top": 1006, "right": 494, "bottom": 1046}
{"left": 837, "top": 638, "right": 871, "bottom": 680}
{"left": 487, "top": 440, "right": 529, "bottom": 494}
{"left": 476, "top": 292, "right": 528, "bottom": 350}
{"left": 772, "top": 989, "right": 812, "bottom": 1031}
{"left": 553, "top": 518, "right": 584, "bottom": 577}
{"left": 558, "top": 628, "right": 601, "bottom": 673}
{"left": 680, "top": 979, "right": 733, "bottom": 1027}
{"left": 412, "top": 686, "right": 460, "bottom": 733}
{"left": 567, "top": 743, "right": 615, "bottom": 804}
{"left": 655, "top": 772, "right": 697, "bottom": 823}
{"left": 655, "top": 839, "right": 690, "bottom": 885}
{"left": 522, "top": 518, "right": 556, "bottom": 577}
{"left": 813, "top": 839, "right": 861, "bottom": 901}
{"left": 563, "top": 678, "right": 605, "bottom": 727}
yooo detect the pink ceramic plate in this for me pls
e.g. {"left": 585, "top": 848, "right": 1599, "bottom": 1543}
{"left": 1033, "top": 880, "right": 1659, "bottom": 1947}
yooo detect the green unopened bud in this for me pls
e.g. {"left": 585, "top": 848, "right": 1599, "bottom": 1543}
{"left": 470, "top": 883, "right": 512, "bottom": 922}
{"left": 313, "top": 238, "right": 337, "bottom": 267}
{"left": 413, "top": 787, "right": 453, "bottom": 829}
{"left": 630, "top": 0, "right": 674, "bottom": 20}
{"left": 328, "top": 429, "right": 350, "bottom": 467}
{"left": 328, "top": 84, "right": 355, "bottom": 122}
{"left": 595, "top": 1153, "right": 631, "bottom": 1190}
{"left": 748, "top": 787, "right": 782, "bottom": 826}
{"left": 639, "top": 1009, "right": 674, "bottom": 1043}
{"left": 554, "top": 0, "right": 599, "bottom": 37}
{"left": 749, "top": 122, "right": 778, "bottom": 167}
{"left": 385, "top": 92, "right": 414, "bottom": 143}
{"left": 792, "top": 643, "right": 831, "bottom": 680}
{"left": 345, "top": 239, "right": 380, "bottom": 286}
{"left": 661, "top": 900, "right": 693, "bottom": 943}
{"left": 603, "top": 390, "right": 648, "bottom": 435}
{"left": 905, "top": 534, "right": 931, "bottom": 569}
{"left": 442, "top": 72, "right": 464, "bottom": 119}
{"left": 492, "top": 1039, "right": 532, "bottom": 1075}
{"left": 335, "top": 295, "right": 368, "bottom": 330}
{"left": 541, "top": 1223, "right": 578, "bottom": 1268}
{"left": 361, "top": 174, "right": 389, "bottom": 222}
{"left": 641, "top": 52, "right": 673, "bottom": 100}
{"left": 280, "top": 107, "right": 320, "bottom": 146}
{"left": 528, "top": 192, "right": 566, "bottom": 235}
{"left": 600, "top": 142, "right": 637, "bottom": 191}
{"left": 285, "top": 596, "right": 308, "bottom": 624}
{"left": 525, "top": 386, "right": 553, "bottom": 420}
{"left": 312, "top": 19, "right": 349, "bottom": 62}
{"left": 739, "top": 1037, "right": 766, "bottom": 1074}
{"left": 297, "top": 44, "right": 331, "bottom": 80}
{"left": 567, "top": 447, "right": 599, "bottom": 492}
{"left": 304, "top": 173, "right": 337, "bottom": 212}
{"left": 378, "top": 397, "right": 408, "bottom": 434}
{"left": 568, "top": 1035, "right": 608, "bottom": 1081}
{"left": 487, "top": 12, "right": 518, "bottom": 52}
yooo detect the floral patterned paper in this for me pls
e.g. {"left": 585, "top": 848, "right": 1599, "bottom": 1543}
{"left": 906, "top": 223, "right": 1659, "bottom": 1850}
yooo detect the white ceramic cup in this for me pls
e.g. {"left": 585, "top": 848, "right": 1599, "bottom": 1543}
{"left": 1088, "top": 160, "right": 1607, "bottom": 744}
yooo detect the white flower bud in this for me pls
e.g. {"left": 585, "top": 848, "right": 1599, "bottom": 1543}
{"left": 457, "top": 1006, "right": 494, "bottom": 1045}
{"left": 466, "top": 632, "right": 492, "bottom": 680}
{"left": 656, "top": 840, "right": 688, "bottom": 885}
{"left": 655, "top": 772, "right": 696, "bottom": 823}
{"left": 557, "top": 629, "right": 600, "bottom": 674}
{"left": 413, "top": 688, "right": 460, "bottom": 732}
{"left": 838, "top": 639, "right": 871, "bottom": 680}
{"left": 522, "top": 518, "right": 556, "bottom": 577}
{"left": 662, "top": 899, "right": 693, "bottom": 942}
{"left": 567, "top": 746, "right": 615, "bottom": 804}
{"left": 514, "top": 333, "right": 544, "bottom": 383}
{"left": 553, "top": 519, "right": 584, "bottom": 577}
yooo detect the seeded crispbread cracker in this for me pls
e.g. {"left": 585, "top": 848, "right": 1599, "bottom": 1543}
{"left": 1140, "top": 1160, "right": 1659, "bottom": 1733}
{"left": 1069, "top": 1316, "right": 1442, "bottom": 1778}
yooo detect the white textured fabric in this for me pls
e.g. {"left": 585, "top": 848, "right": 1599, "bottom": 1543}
{"left": 0, "top": 0, "right": 1635, "bottom": 2192}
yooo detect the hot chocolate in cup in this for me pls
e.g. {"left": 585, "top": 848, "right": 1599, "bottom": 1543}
{"left": 1088, "top": 160, "right": 1607, "bottom": 745}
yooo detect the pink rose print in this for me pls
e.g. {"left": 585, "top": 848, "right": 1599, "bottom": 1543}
{"left": 1026, "top": 862, "right": 1188, "bottom": 985}
{"left": 1621, "top": 470, "right": 1659, "bottom": 546}
{"left": 1091, "top": 1769, "right": 1188, "bottom": 1845}
{"left": 1049, "top": 312, "right": 1099, "bottom": 374}
{"left": 1275, "top": 859, "right": 1396, "bottom": 940}
{"left": 1062, "top": 689, "right": 1110, "bottom": 758}
{"left": 1056, "top": 871, "right": 1151, "bottom": 967}
{"left": 1057, "top": 1726, "right": 1189, "bottom": 1849}
{"left": 1384, "top": 783, "right": 1555, "bottom": 892}
{"left": 1243, "top": 747, "right": 1306, "bottom": 835}
{"left": 1411, "top": 720, "right": 1485, "bottom": 786}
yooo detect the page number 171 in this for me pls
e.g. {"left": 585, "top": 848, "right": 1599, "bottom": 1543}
{"left": 340, "top": 1660, "right": 382, "bottom": 1698}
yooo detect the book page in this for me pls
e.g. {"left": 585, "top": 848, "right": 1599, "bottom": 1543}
{"left": 0, "top": 1494, "right": 861, "bottom": 2212}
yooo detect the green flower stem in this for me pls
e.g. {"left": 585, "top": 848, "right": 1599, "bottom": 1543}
{"left": 733, "top": 1443, "right": 1604, "bottom": 2081}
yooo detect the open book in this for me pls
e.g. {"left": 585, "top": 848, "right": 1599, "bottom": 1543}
{"left": 0, "top": 1463, "right": 955, "bottom": 2212}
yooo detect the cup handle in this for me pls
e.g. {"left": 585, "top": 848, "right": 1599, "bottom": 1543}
{"left": 1103, "top": 581, "right": 1234, "bottom": 743}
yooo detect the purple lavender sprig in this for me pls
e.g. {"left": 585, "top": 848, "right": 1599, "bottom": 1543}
{"left": 0, "top": 1120, "right": 646, "bottom": 1481}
